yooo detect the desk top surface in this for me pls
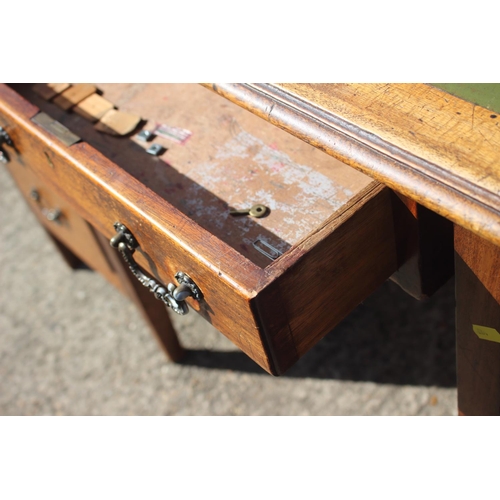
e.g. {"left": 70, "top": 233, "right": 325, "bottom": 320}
{"left": 205, "top": 83, "right": 500, "bottom": 247}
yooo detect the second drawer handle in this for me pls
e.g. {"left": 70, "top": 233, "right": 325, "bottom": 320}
{"left": 110, "top": 222, "right": 202, "bottom": 316}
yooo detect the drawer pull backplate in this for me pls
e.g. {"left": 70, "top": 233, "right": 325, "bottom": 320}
{"left": 110, "top": 222, "right": 202, "bottom": 315}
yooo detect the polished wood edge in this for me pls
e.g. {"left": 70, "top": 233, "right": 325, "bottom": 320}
{"left": 202, "top": 83, "right": 500, "bottom": 248}
{"left": 250, "top": 277, "right": 302, "bottom": 375}
{"left": 249, "top": 293, "right": 282, "bottom": 376}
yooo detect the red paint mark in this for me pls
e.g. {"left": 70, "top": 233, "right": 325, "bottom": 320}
{"left": 269, "top": 142, "right": 278, "bottom": 150}
{"left": 271, "top": 162, "right": 285, "bottom": 172}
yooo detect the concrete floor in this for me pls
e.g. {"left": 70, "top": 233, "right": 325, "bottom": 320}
{"left": 0, "top": 165, "right": 458, "bottom": 415}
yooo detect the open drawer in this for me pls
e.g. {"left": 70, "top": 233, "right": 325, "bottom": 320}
{"left": 0, "top": 83, "right": 398, "bottom": 375}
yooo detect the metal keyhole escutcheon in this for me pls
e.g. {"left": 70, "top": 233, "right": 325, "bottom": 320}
{"left": 110, "top": 222, "right": 203, "bottom": 315}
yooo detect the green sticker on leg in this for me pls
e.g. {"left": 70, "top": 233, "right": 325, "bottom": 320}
{"left": 473, "top": 325, "right": 500, "bottom": 343}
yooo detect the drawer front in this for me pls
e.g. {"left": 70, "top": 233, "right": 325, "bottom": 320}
{"left": 1, "top": 83, "right": 400, "bottom": 375}
{"left": 4, "top": 159, "right": 123, "bottom": 290}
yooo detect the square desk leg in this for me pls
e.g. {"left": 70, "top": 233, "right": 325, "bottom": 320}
{"left": 455, "top": 225, "right": 500, "bottom": 415}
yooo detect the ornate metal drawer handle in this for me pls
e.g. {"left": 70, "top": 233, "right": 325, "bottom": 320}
{"left": 110, "top": 222, "right": 202, "bottom": 316}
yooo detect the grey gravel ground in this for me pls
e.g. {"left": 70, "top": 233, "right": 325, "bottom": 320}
{"left": 0, "top": 166, "right": 458, "bottom": 415}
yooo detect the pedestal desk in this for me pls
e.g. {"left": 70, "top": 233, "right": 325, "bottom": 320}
{"left": 1, "top": 83, "right": 498, "bottom": 415}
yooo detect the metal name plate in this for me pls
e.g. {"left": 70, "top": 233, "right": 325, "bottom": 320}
{"left": 31, "top": 112, "right": 80, "bottom": 147}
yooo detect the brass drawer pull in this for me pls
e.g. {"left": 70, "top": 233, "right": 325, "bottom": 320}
{"left": 110, "top": 222, "right": 202, "bottom": 316}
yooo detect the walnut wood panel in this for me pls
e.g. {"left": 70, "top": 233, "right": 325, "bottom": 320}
{"left": 455, "top": 225, "right": 500, "bottom": 415}
{"left": 203, "top": 83, "right": 500, "bottom": 248}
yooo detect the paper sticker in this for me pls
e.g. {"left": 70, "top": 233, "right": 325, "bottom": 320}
{"left": 472, "top": 325, "right": 500, "bottom": 343}
{"left": 154, "top": 123, "right": 192, "bottom": 144}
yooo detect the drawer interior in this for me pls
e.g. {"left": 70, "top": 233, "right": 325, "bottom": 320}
{"left": 11, "top": 83, "right": 375, "bottom": 269}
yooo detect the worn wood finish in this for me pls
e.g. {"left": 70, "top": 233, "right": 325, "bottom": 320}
{"left": 203, "top": 83, "right": 500, "bottom": 248}
{"left": 6, "top": 149, "right": 184, "bottom": 361}
{"left": 0, "top": 84, "right": 274, "bottom": 372}
{"left": 15, "top": 83, "right": 374, "bottom": 268}
{"left": 455, "top": 225, "right": 500, "bottom": 415}
{"left": 0, "top": 83, "right": 404, "bottom": 375}
{"left": 254, "top": 184, "right": 398, "bottom": 373}
{"left": 4, "top": 159, "right": 123, "bottom": 291}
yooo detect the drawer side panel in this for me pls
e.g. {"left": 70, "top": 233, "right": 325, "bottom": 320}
{"left": 255, "top": 187, "right": 398, "bottom": 374}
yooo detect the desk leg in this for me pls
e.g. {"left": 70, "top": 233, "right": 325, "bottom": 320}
{"left": 455, "top": 225, "right": 500, "bottom": 415}
{"left": 94, "top": 229, "right": 185, "bottom": 363}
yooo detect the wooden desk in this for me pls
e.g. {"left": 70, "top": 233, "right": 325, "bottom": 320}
{"left": 2, "top": 83, "right": 495, "bottom": 414}
{"left": 205, "top": 83, "right": 500, "bottom": 416}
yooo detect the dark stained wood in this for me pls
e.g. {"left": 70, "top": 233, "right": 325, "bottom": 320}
{"left": 390, "top": 193, "right": 454, "bottom": 299}
{"left": 203, "top": 83, "right": 500, "bottom": 248}
{"left": 94, "top": 229, "right": 185, "bottom": 362}
{"left": 455, "top": 225, "right": 500, "bottom": 415}
{"left": 33, "top": 83, "right": 70, "bottom": 101}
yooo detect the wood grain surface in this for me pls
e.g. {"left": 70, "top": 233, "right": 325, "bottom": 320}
{"left": 74, "top": 94, "right": 115, "bottom": 122}
{"left": 455, "top": 225, "right": 500, "bottom": 415}
{"left": 0, "top": 83, "right": 275, "bottom": 372}
{"left": 203, "top": 83, "right": 500, "bottom": 248}
{"left": 4, "top": 159, "right": 123, "bottom": 291}
{"left": 390, "top": 194, "right": 454, "bottom": 299}
{"left": 0, "top": 83, "right": 411, "bottom": 374}
{"left": 254, "top": 184, "right": 398, "bottom": 373}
